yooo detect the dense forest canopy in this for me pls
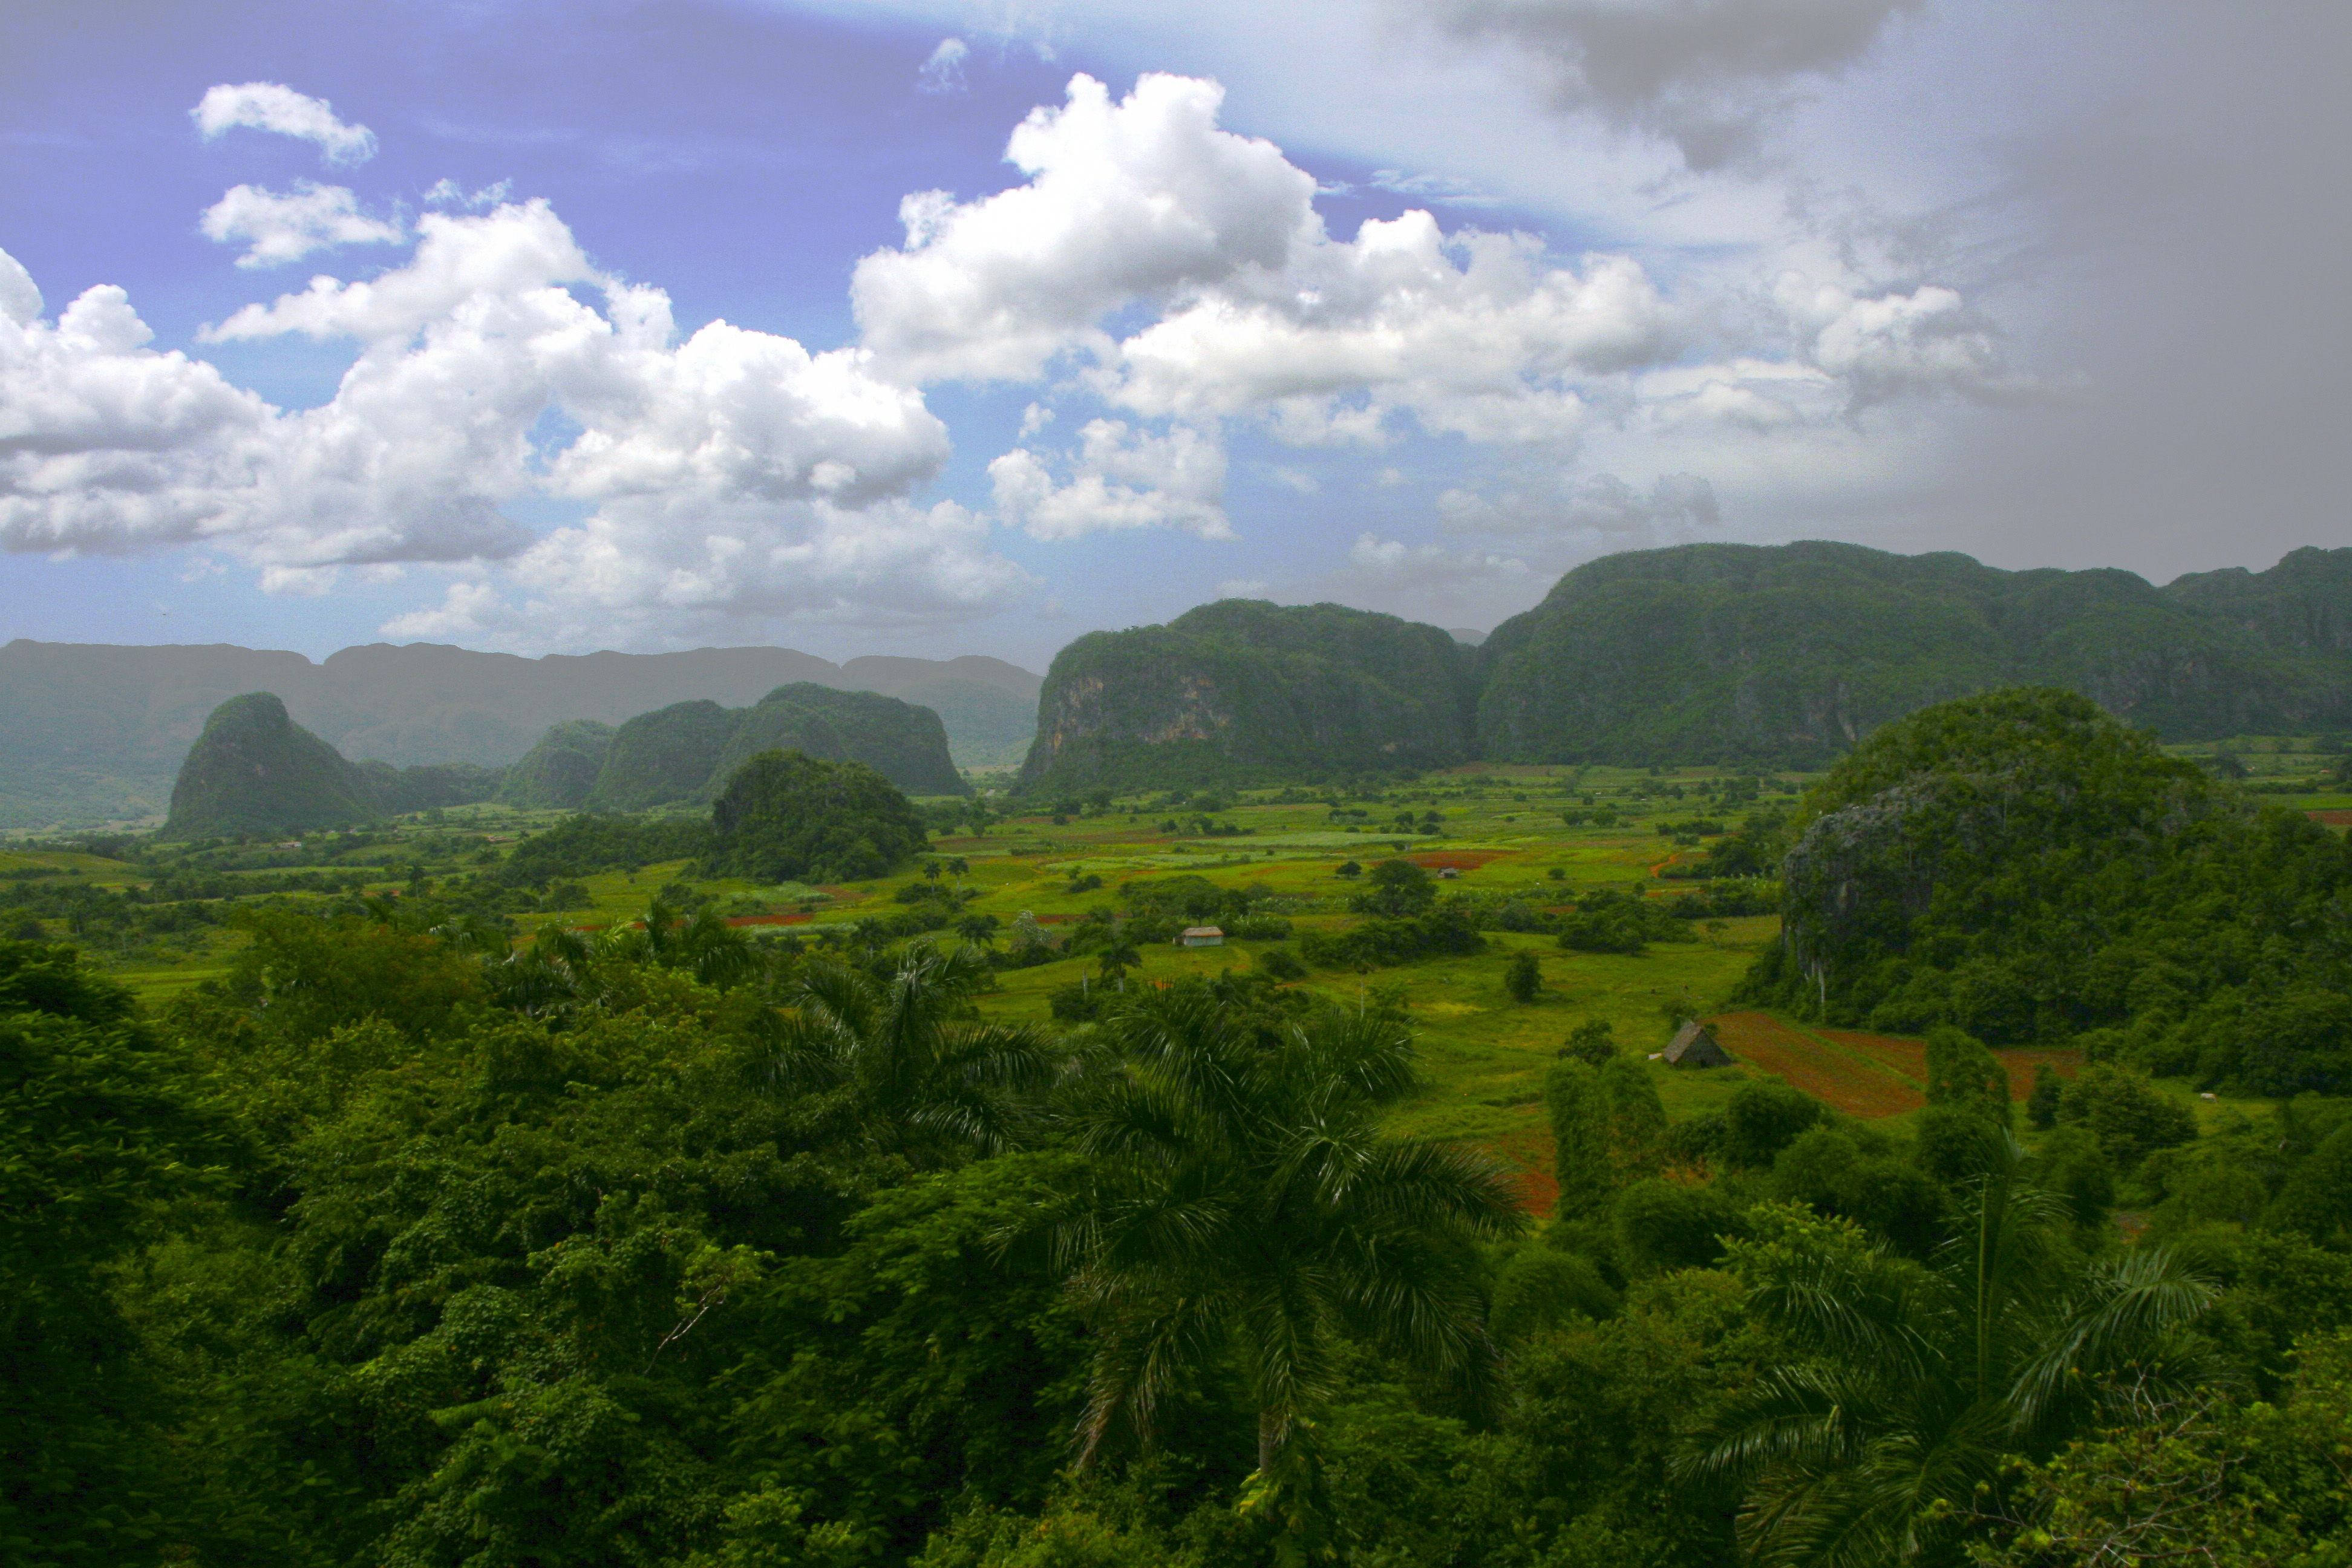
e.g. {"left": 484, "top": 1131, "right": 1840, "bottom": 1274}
{"left": 11, "top": 890, "right": 2352, "bottom": 1567}
{"left": 13, "top": 684, "right": 2352, "bottom": 1566}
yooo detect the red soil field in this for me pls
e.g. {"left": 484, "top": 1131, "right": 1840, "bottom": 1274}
{"left": 1815, "top": 1028, "right": 2080, "bottom": 1103}
{"left": 1708, "top": 1012, "right": 1924, "bottom": 1117}
{"left": 1490, "top": 1122, "right": 1559, "bottom": 1215}
{"left": 1707, "top": 1013, "right": 2083, "bottom": 1117}
{"left": 722, "top": 913, "right": 811, "bottom": 927}
{"left": 2307, "top": 809, "right": 2352, "bottom": 826}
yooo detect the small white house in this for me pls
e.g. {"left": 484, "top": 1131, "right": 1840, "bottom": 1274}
{"left": 1179, "top": 926, "right": 1225, "bottom": 947}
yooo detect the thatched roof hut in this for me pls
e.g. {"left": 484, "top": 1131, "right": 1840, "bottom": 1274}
{"left": 1662, "top": 1020, "right": 1733, "bottom": 1068}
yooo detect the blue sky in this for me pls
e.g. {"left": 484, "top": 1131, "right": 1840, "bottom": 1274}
{"left": 2, "top": 0, "right": 2342, "bottom": 670}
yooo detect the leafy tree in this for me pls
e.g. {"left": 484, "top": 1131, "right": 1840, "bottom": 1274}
{"left": 213, "top": 907, "right": 483, "bottom": 1044}
{"left": 762, "top": 941, "right": 1062, "bottom": 1160}
{"left": 1926, "top": 1024, "right": 2010, "bottom": 1125}
{"left": 1096, "top": 938, "right": 1144, "bottom": 988}
{"left": 1548, "top": 1056, "right": 1667, "bottom": 1217}
{"left": 1558, "top": 889, "right": 1675, "bottom": 956}
{"left": 2054, "top": 1066, "right": 2196, "bottom": 1173}
{"left": 1054, "top": 982, "right": 1524, "bottom": 1475}
{"left": 1687, "top": 1151, "right": 2216, "bottom": 1567}
{"left": 1561, "top": 1018, "right": 1618, "bottom": 1063}
{"left": 1612, "top": 1179, "right": 1740, "bottom": 1273}
{"left": 1351, "top": 858, "right": 1436, "bottom": 917}
{"left": 1504, "top": 950, "right": 1541, "bottom": 1003}
{"left": 2025, "top": 1063, "right": 2063, "bottom": 1131}
{"left": 1722, "top": 1079, "right": 1824, "bottom": 1169}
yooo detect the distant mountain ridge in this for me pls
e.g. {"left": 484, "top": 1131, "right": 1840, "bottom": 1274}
{"left": 1018, "top": 544, "right": 2352, "bottom": 786}
{"left": 0, "top": 640, "right": 1036, "bottom": 828}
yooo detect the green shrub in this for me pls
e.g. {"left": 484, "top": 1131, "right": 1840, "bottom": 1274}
{"left": 2056, "top": 1065, "right": 2197, "bottom": 1172}
{"left": 1612, "top": 1180, "right": 1740, "bottom": 1273}
{"left": 1722, "top": 1080, "right": 1823, "bottom": 1169}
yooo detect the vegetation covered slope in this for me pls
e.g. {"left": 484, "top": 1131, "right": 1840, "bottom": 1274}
{"left": 589, "top": 686, "right": 970, "bottom": 809}
{"left": 709, "top": 684, "right": 967, "bottom": 797}
{"left": 159, "top": 693, "right": 382, "bottom": 838}
{"left": 1019, "top": 599, "right": 1477, "bottom": 792}
{"left": 1742, "top": 686, "right": 2352, "bottom": 1092}
{"left": 1478, "top": 541, "right": 2352, "bottom": 766}
{"left": 495, "top": 719, "right": 615, "bottom": 808}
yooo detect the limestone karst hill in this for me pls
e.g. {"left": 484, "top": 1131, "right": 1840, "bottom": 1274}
{"left": 160, "top": 693, "right": 384, "bottom": 838}
{"left": 1017, "top": 599, "right": 1478, "bottom": 794}
{"left": 1018, "top": 543, "right": 2352, "bottom": 786}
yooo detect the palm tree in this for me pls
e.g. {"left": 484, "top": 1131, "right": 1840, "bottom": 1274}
{"left": 1682, "top": 1137, "right": 2216, "bottom": 1567}
{"left": 1095, "top": 938, "right": 1143, "bottom": 990}
{"left": 759, "top": 939, "right": 1060, "bottom": 1159}
{"left": 1054, "top": 982, "right": 1526, "bottom": 1477}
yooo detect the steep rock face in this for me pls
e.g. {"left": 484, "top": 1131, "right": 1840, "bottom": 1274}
{"left": 497, "top": 720, "right": 615, "bottom": 809}
{"left": 161, "top": 693, "right": 381, "bottom": 838}
{"left": 1476, "top": 541, "right": 2352, "bottom": 766}
{"left": 1018, "top": 600, "right": 1477, "bottom": 791}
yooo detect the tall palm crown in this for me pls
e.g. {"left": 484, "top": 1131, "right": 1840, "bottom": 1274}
{"left": 1055, "top": 983, "right": 1526, "bottom": 1474}
{"left": 1685, "top": 1141, "right": 2215, "bottom": 1567}
{"left": 763, "top": 939, "right": 1061, "bottom": 1160}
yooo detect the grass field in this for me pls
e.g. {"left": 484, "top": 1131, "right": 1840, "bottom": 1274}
{"left": 16, "top": 747, "right": 2331, "bottom": 1214}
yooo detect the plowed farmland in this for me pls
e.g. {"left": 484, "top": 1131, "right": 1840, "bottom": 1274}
{"left": 1705, "top": 1012, "right": 2079, "bottom": 1118}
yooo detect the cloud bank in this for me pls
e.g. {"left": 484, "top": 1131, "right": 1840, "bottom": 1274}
{"left": 2, "top": 67, "right": 2033, "bottom": 647}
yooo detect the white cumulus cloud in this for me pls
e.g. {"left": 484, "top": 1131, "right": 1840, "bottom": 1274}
{"left": 990, "top": 419, "right": 1230, "bottom": 540}
{"left": 0, "top": 203, "right": 1023, "bottom": 636}
{"left": 853, "top": 73, "right": 1321, "bottom": 383}
{"left": 191, "top": 82, "right": 377, "bottom": 165}
{"left": 198, "top": 181, "right": 405, "bottom": 268}
{"left": 0, "top": 257, "right": 281, "bottom": 556}
{"left": 1775, "top": 274, "right": 2036, "bottom": 409}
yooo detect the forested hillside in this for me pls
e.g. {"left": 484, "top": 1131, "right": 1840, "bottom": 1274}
{"left": 1018, "top": 599, "right": 1478, "bottom": 792}
{"left": 1745, "top": 686, "right": 2352, "bottom": 1092}
{"left": 1475, "top": 541, "right": 2352, "bottom": 766}
{"left": 161, "top": 693, "right": 382, "bottom": 838}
